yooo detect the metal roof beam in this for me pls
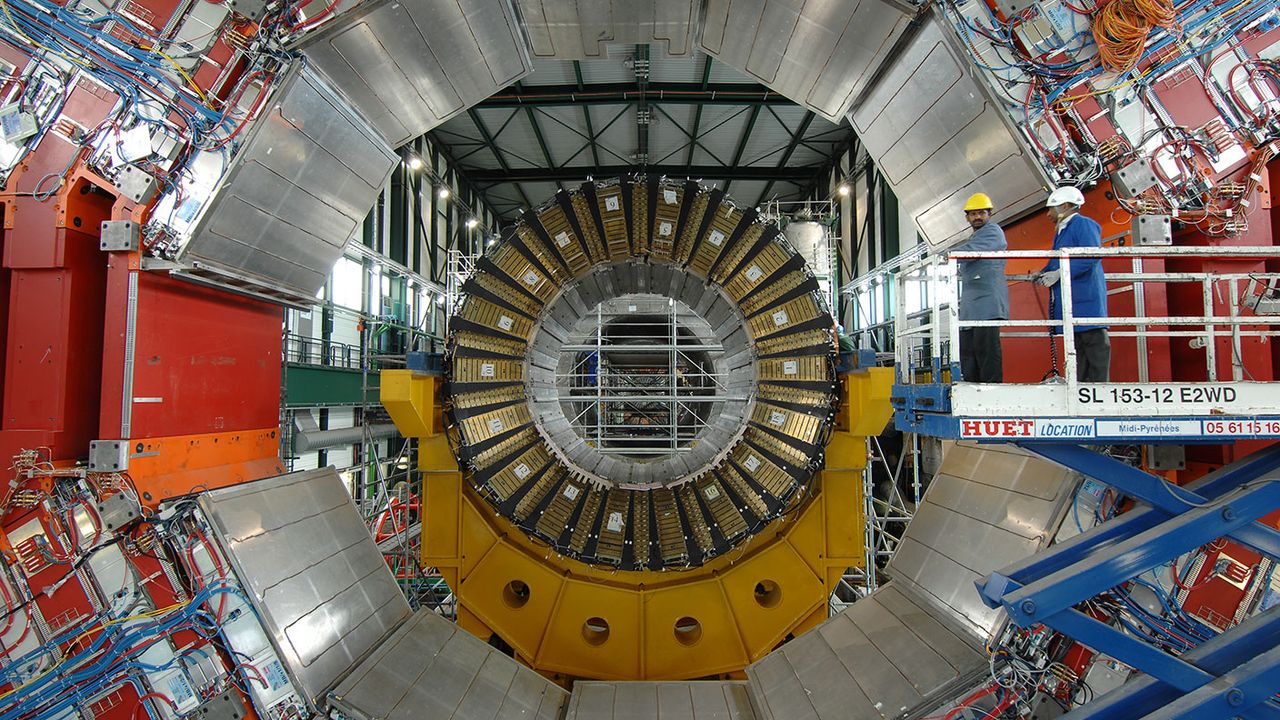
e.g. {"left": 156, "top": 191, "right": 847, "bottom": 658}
{"left": 517, "top": 86, "right": 565, "bottom": 193}
{"left": 651, "top": 105, "right": 726, "bottom": 166}
{"left": 685, "top": 56, "right": 714, "bottom": 171}
{"left": 722, "top": 104, "right": 762, "bottom": 195}
{"left": 757, "top": 111, "right": 816, "bottom": 206}
{"left": 425, "top": 130, "right": 507, "bottom": 220}
{"left": 477, "top": 82, "right": 791, "bottom": 108}
{"left": 636, "top": 44, "right": 650, "bottom": 169}
{"left": 466, "top": 109, "right": 532, "bottom": 209}
{"left": 574, "top": 61, "right": 601, "bottom": 167}
{"left": 466, "top": 164, "right": 823, "bottom": 183}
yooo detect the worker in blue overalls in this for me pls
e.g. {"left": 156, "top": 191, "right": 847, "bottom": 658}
{"left": 954, "top": 192, "right": 1009, "bottom": 383}
{"left": 1035, "top": 186, "right": 1110, "bottom": 382}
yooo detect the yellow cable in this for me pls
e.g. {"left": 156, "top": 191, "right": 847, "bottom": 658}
{"left": 141, "top": 44, "right": 208, "bottom": 105}
{"left": 0, "top": 0, "right": 91, "bottom": 71}
{"left": 0, "top": 599, "right": 191, "bottom": 702}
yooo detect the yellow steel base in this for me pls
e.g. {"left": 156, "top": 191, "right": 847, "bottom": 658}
{"left": 383, "top": 369, "right": 893, "bottom": 681}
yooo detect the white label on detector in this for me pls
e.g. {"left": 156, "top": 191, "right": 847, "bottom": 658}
{"left": 628, "top": 304, "right": 637, "bottom": 312}
{"left": 769, "top": 410, "right": 786, "bottom": 426}
{"left": 605, "top": 196, "right": 620, "bottom": 211}
{"left": 522, "top": 269, "right": 540, "bottom": 285}
{"left": 771, "top": 310, "right": 789, "bottom": 326}
{"left": 708, "top": 230, "right": 725, "bottom": 246}
{"left": 480, "top": 362, "right": 495, "bottom": 377}
{"left": 663, "top": 189, "right": 677, "bottom": 204}
{"left": 658, "top": 221, "right": 673, "bottom": 237}
{"left": 514, "top": 463, "right": 530, "bottom": 479}
{"left": 563, "top": 485, "right": 580, "bottom": 501}
{"left": 488, "top": 417, "right": 504, "bottom": 434}
{"left": 783, "top": 360, "right": 798, "bottom": 375}
{"left": 744, "top": 455, "right": 761, "bottom": 472}
{"left": 703, "top": 485, "right": 721, "bottom": 501}
{"left": 745, "top": 265, "right": 763, "bottom": 282}
{"left": 555, "top": 231, "right": 571, "bottom": 248}
{"left": 606, "top": 511, "right": 624, "bottom": 532}
{"left": 498, "top": 315, "right": 514, "bottom": 331}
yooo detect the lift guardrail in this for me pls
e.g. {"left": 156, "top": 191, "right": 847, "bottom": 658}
{"left": 889, "top": 246, "right": 1280, "bottom": 442}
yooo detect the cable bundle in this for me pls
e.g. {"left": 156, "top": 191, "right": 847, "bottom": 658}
{"left": 1092, "top": 0, "right": 1179, "bottom": 72}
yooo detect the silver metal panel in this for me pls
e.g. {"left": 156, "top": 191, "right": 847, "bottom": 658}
{"left": 747, "top": 583, "right": 986, "bottom": 720}
{"left": 887, "top": 442, "right": 1076, "bottom": 638}
{"left": 699, "top": 0, "right": 913, "bottom": 122}
{"left": 332, "top": 609, "right": 569, "bottom": 720}
{"left": 517, "top": 0, "right": 699, "bottom": 58}
{"left": 746, "top": 654, "right": 820, "bottom": 720}
{"left": 198, "top": 468, "right": 411, "bottom": 709}
{"left": 300, "top": 0, "right": 532, "bottom": 147}
{"left": 873, "top": 585, "right": 977, "bottom": 673}
{"left": 847, "top": 12, "right": 1048, "bottom": 248}
{"left": 564, "top": 682, "right": 757, "bottom": 719}
{"left": 179, "top": 66, "right": 397, "bottom": 300}
{"left": 745, "top": 443, "right": 1072, "bottom": 719}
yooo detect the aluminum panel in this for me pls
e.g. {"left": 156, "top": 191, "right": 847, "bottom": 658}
{"left": 517, "top": 0, "right": 699, "bottom": 58}
{"left": 179, "top": 65, "right": 396, "bottom": 301}
{"left": 747, "top": 583, "right": 987, "bottom": 720}
{"left": 564, "top": 682, "right": 757, "bottom": 719}
{"left": 886, "top": 442, "right": 1076, "bottom": 637}
{"left": 873, "top": 585, "right": 978, "bottom": 673}
{"left": 851, "top": 597, "right": 960, "bottom": 696}
{"left": 847, "top": 12, "right": 1048, "bottom": 248}
{"left": 745, "top": 443, "right": 1072, "bottom": 719}
{"left": 198, "top": 468, "right": 411, "bottom": 708}
{"left": 746, "top": 655, "right": 820, "bottom": 720}
{"left": 699, "top": 0, "right": 913, "bottom": 122}
{"left": 332, "top": 610, "right": 569, "bottom": 720}
{"left": 300, "top": 0, "right": 531, "bottom": 147}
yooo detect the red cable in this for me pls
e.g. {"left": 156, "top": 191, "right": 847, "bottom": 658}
{"left": 288, "top": 0, "right": 341, "bottom": 32}
{"left": 918, "top": 682, "right": 1000, "bottom": 720}
{"left": 207, "top": 72, "right": 272, "bottom": 150}
{"left": 133, "top": 692, "right": 178, "bottom": 720}
{"left": 1171, "top": 549, "right": 1215, "bottom": 592}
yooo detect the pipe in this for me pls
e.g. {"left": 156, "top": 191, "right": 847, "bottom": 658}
{"left": 293, "top": 423, "right": 399, "bottom": 452}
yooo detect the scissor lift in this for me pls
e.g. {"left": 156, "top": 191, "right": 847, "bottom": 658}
{"left": 886, "top": 246, "right": 1280, "bottom": 719}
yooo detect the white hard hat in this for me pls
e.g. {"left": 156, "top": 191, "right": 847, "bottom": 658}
{"left": 1046, "top": 186, "right": 1085, "bottom": 208}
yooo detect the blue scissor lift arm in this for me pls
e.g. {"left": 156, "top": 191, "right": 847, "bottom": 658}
{"left": 894, "top": 377, "right": 1280, "bottom": 719}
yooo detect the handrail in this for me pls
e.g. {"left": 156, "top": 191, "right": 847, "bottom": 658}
{"left": 284, "top": 332, "right": 364, "bottom": 369}
{"left": 892, "top": 247, "right": 1280, "bottom": 397}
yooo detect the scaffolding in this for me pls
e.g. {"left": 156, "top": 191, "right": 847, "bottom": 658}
{"left": 830, "top": 433, "right": 924, "bottom": 611}
{"left": 557, "top": 298, "right": 743, "bottom": 459}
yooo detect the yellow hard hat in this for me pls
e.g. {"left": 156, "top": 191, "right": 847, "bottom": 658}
{"left": 964, "top": 193, "right": 994, "bottom": 211}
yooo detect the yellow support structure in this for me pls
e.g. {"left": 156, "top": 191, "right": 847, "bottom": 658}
{"left": 381, "top": 367, "right": 893, "bottom": 681}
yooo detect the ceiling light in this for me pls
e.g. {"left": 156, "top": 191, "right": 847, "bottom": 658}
{"left": 437, "top": 185, "right": 450, "bottom": 200}
{"left": 466, "top": 217, "right": 479, "bottom": 229}
{"left": 836, "top": 182, "right": 851, "bottom": 197}
{"left": 406, "top": 154, "right": 424, "bottom": 171}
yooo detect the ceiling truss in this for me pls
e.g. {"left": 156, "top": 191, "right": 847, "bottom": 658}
{"left": 428, "top": 52, "right": 854, "bottom": 222}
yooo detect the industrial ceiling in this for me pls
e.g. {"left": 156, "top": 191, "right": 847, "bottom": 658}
{"left": 429, "top": 51, "right": 857, "bottom": 222}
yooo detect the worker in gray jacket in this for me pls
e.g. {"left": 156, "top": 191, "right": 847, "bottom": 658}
{"left": 952, "top": 193, "right": 1009, "bottom": 382}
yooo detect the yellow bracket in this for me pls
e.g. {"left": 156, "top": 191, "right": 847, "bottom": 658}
{"left": 381, "top": 367, "right": 893, "bottom": 681}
